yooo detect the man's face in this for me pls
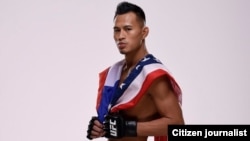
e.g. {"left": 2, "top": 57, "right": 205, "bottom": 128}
{"left": 113, "top": 12, "right": 145, "bottom": 54}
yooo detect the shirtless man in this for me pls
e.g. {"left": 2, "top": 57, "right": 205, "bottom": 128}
{"left": 87, "top": 1, "right": 184, "bottom": 141}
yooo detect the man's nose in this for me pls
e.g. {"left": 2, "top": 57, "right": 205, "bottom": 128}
{"left": 118, "top": 30, "right": 125, "bottom": 40}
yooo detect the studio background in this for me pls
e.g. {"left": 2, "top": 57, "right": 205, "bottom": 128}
{"left": 0, "top": 0, "right": 249, "bottom": 141}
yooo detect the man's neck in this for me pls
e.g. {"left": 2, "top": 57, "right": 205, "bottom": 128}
{"left": 124, "top": 49, "right": 148, "bottom": 70}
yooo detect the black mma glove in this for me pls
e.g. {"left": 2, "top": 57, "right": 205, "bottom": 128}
{"left": 103, "top": 114, "right": 137, "bottom": 138}
{"left": 86, "top": 116, "right": 98, "bottom": 140}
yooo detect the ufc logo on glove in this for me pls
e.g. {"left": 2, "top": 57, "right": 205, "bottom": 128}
{"left": 109, "top": 119, "right": 118, "bottom": 137}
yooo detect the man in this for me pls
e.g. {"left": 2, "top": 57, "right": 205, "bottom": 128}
{"left": 87, "top": 1, "right": 184, "bottom": 141}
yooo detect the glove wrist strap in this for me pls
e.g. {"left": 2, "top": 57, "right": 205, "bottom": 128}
{"left": 125, "top": 121, "right": 137, "bottom": 136}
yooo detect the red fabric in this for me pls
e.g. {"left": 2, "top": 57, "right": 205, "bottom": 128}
{"left": 95, "top": 67, "right": 109, "bottom": 111}
{"left": 155, "top": 136, "right": 167, "bottom": 141}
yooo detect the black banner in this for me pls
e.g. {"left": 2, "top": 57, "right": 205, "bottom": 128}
{"left": 168, "top": 125, "right": 249, "bottom": 141}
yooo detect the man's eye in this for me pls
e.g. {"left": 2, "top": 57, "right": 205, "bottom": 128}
{"left": 125, "top": 28, "right": 132, "bottom": 31}
{"left": 114, "top": 29, "right": 120, "bottom": 32}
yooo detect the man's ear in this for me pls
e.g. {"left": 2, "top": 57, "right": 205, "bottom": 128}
{"left": 142, "top": 26, "right": 149, "bottom": 39}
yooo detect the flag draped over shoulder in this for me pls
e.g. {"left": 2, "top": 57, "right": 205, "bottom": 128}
{"left": 95, "top": 54, "right": 182, "bottom": 141}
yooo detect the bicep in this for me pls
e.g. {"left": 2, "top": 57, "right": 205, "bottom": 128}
{"left": 149, "top": 76, "right": 184, "bottom": 123}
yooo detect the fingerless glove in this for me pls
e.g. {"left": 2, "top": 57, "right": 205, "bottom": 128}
{"left": 103, "top": 114, "right": 137, "bottom": 138}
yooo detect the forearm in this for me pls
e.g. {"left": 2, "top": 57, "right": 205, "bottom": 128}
{"left": 137, "top": 117, "right": 184, "bottom": 136}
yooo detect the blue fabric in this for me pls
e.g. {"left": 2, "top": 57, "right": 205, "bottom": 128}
{"left": 97, "top": 81, "right": 119, "bottom": 122}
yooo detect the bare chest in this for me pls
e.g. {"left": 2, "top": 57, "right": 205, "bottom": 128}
{"left": 118, "top": 68, "right": 158, "bottom": 121}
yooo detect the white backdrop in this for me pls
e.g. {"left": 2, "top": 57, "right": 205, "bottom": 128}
{"left": 0, "top": 0, "right": 249, "bottom": 141}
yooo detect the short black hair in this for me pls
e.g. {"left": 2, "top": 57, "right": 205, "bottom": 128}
{"left": 114, "top": 1, "right": 146, "bottom": 25}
